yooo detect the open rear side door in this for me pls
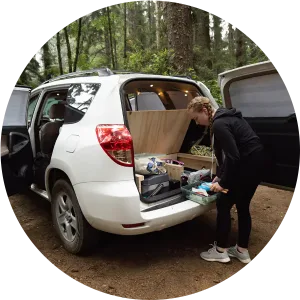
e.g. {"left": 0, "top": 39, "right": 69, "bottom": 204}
{"left": 219, "top": 61, "right": 299, "bottom": 189}
{"left": 1, "top": 86, "right": 33, "bottom": 196}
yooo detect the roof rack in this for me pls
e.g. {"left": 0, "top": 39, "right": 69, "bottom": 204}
{"left": 111, "top": 69, "right": 133, "bottom": 74}
{"left": 173, "top": 75, "right": 192, "bottom": 80}
{"left": 112, "top": 70, "right": 193, "bottom": 80}
{"left": 42, "top": 68, "right": 114, "bottom": 84}
{"left": 41, "top": 68, "right": 194, "bottom": 85}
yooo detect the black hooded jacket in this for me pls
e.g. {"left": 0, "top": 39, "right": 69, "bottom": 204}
{"left": 212, "top": 108, "right": 263, "bottom": 189}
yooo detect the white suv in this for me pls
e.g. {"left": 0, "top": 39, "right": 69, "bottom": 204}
{"left": 2, "top": 62, "right": 298, "bottom": 254}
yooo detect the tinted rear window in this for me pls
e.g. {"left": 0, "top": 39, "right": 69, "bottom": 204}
{"left": 3, "top": 88, "right": 30, "bottom": 127}
{"left": 132, "top": 91, "right": 195, "bottom": 111}
{"left": 65, "top": 83, "right": 100, "bottom": 123}
{"left": 124, "top": 80, "right": 201, "bottom": 111}
{"left": 229, "top": 73, "right": 294, "bottom": 118}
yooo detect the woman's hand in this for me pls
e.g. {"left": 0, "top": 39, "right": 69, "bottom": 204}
{"left": 212, "top": 176, "right": 220, "bottom": 183}
{"left": 210, "top": 182, "right": 224, "bottom": 193}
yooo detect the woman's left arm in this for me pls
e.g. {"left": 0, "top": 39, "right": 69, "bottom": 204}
{"left": 213, "top": 120, "right": 240, "bottom": 190}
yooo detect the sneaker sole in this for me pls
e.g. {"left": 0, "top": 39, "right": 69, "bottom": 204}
{"left": 200, "top": 254, "right": 230, "bottom": 263}
{"left": 228, "top": 253, "right": 251, "bottom": 264}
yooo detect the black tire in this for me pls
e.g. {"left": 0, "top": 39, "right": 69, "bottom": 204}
{"left": 51, "top": 179, "right": 98, "bottom": 254}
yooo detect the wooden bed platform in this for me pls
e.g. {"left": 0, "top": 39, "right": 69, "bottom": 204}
{"left": 127, "top": 109, "right": 216, "bottom": 174}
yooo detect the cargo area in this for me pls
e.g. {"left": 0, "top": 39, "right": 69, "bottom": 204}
{"left": 122, "top": 79, "right": 217, "bottom": 205}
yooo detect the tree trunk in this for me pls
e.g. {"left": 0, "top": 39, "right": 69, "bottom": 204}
{"left": 106, "top": 7, "right": 116, "bottom": 69}
{"left": 135, "top": 1, "right": 146, "bottom": 49}
{"left": 64, "top": 27, "right": 73, "bottom": 73}
{"left": 128, "top": 2, "right": 135, "bottom": 38}
{"left": 79, "top": 19, "right": 85, "bottom": 55}
{"left": 113, "top": 29, "right": 118, "bottom": 69}
{"left": 73, "top": 18, "right": 82, "bottom": 72}
{"left": 42, "top": 41, "right": 52, "bottom": 79}
{"left": 113, "top": 15, "right": 118, "bottom": 69}
{"left": 212, "top": 15, "right": 223, "bottom": 74}
{"left": 83, "top": 24, "right": 93, "bottom": 67}
{"left": 236, "top": 28, "right": 247, "bottom": 67}
{"left": 56, "top": 32, "right": 63, "bottom": 75}
{"left": 228, "top": 23, "right": 235, "bottom": 58}
{"left": 195, "top": 10, "right": 212, "bottom": 69}
{"left": 103, "top": 9, "right": 111, "bottom": 67}
{"left": 165, "top": 3, "right": 193, "bottom": 73}
{"left": 155, "top": 1, "right": 160, "bottom": 49}
{"left": 148, "top": 1, "right": 152, "bottom": 46}
{"left": 27, "top": 56, "right": 42, "bottom": 80}
{"left": 123, "top": 3, "right": 127, "bottom": 59}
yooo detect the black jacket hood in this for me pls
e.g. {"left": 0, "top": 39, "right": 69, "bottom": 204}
{"left": 213, "top": 107, "right": 242, "bottom": 122}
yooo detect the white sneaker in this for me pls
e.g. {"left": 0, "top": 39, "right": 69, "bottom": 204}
{"left": 200, "top": 242, "right": 230, "bottom": 263}
{"left": 228, "top": 245, "right": 251, "bottom": 264}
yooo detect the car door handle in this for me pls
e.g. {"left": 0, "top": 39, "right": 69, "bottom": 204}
{"left": 10, "top": 140, "right": 29, "bottom": 156}
{"left": 8, "top": 132, "right": 29, "bottom": 156}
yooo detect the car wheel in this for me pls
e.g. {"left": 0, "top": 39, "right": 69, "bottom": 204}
{"left": 51, "top": 179, "right": 97, "bottom": 254}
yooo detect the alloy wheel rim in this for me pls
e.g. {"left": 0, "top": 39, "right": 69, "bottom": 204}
{"left": 55, "top": 192, "right": 78, "bottom": 242}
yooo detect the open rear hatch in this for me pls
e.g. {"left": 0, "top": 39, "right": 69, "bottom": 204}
{"left": 121, "top": 78, "right": 218, "bottom": 207}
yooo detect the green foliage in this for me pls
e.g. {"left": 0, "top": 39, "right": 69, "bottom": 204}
{"left": 246, "top": 37, "right": 269, "bottom": 64}
{"left": 125, "top": 48, "right": 175, "bottom": 75}
{"left": 203, "top": 79, "right": 223, "bottom": 105}
{"left": 193, "top": 46, "right": 214, "bottom": 80}
{"left": 17, "top": 1, "right": 270, "bottom": 93}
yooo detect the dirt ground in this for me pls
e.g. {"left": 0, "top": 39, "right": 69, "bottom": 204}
{"left": 9, "top": 185, "right": 293, "bottom": 299}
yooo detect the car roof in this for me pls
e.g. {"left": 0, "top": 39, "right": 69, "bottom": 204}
{"left": 31, "top": 73, "right": 198, "bottom": 94}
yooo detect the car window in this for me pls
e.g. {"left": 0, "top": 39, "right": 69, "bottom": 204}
{"left": 128, "top": 93, "right": 136, "bottom": 111}
{"left": 229, "top": 73, "right": 294, "bottom": 118}
{"left": 3, "top": 88, "right": 30, "bottom": 127}
{"left": 136, "top": 92, "right": 166, "bottom": 111}
{"left": 27, "top": 93, "right": 40, "bottom": 124}
{"left": 124, "top": 80, "right": 201, "bottom": 112}
{"left": 65, "top": 83, "right": 101, "bottom": 123}
{"left": 42, "top": 97, "right": 60, "bottom": 119}
{"left": 133, "top": 91, "right": 196, "bottom": 111}
{"left": 166, "top": 91, "right": 194, "bottom": 109}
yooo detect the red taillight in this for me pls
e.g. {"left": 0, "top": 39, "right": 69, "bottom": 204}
{"left": 96, "top": 124, "right": 134, "bottom": 167}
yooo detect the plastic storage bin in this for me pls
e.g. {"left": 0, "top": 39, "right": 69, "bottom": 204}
{"left": 181, "top": 180, "right": 218, "bottom": 205}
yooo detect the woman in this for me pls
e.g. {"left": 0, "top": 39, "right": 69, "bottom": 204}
{"left": 187, "top": 96, "right": 264, "bottom": 264}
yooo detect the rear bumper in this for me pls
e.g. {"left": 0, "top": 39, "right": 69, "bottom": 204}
{"left": 73, "top": 180, "right": 215, "bottom": 235}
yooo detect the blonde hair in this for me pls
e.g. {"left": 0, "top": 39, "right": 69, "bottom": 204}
{"left": 187, "top": 96, "right": 214, "bottom": 142}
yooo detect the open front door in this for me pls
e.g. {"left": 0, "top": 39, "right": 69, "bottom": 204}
{"left": 219, "top": 61, "right": 299, "bottom": 189}
{"left": 1, "top": 86, "right": 33, "bottom": 196}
